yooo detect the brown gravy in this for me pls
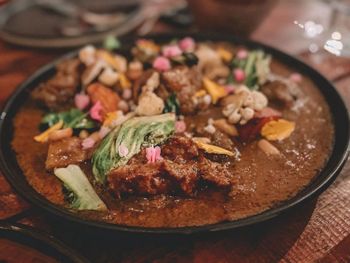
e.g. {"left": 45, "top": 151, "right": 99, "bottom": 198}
{"left": 11, "top": 59, "right": 334, "bottom": 228}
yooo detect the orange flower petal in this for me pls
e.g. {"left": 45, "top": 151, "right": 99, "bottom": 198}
{"left": 261, "top": 119, "right": 295, "bottom": 141}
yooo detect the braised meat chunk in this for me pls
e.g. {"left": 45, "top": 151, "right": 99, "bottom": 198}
{"left": 162, "top": 66, "right": 202, "bottom": 114}
{"left": 32, "top": 59, "right": 81, "bottom": 110}
{"left": 46, "top": 137, "right": 88, "bottom": 170}
{"left": 108, "top": 162, "right": 172, "bottom": 197}
{"left": 108, "top": 161, "right": 199, "bottom": 197}
{"left": 107, "top": 136, "right": 235, "bottom": 198}
{"left": 161, "top": 135, "right": 199, "bottom": 162}
{"left": 261, "top": 80, "right": 302, "bottom": 107}
{"left": 198, "top": 156, "right": 234, "bottom": 187}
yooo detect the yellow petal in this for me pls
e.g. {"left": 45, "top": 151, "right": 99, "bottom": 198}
{"left": 137, "top": 39, "right": 160, "bottom": 53}
{"left": 119, "top": 73, "right": 131, "bottom": 89}
{"left": 103, "top": 111, "right": 118, "bottom": 127}
{"left": 261, "top": 119, "right": 295, "bottom": 141}
{"left": 193, "top": 139, "right": 234, "bottom": 156}
{"left": 194, "top": 89, "right": 207, "bottom": 97}
{"left": 96, "top": 50, "right": 119, "bottom": 71}
{"left": 217, "top": 47, "right": 233, "bottom": 63}
{"left": 202, "top": 77, "right": 227, "bottom": 104}
{"left": 34, "top": 120, "right": 64, "bottom": 143}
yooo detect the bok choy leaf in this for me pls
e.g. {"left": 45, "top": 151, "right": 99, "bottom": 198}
{"left": 54, "top": 165, "right": 107, "bottom": 211}
{"left": 92, "top": 113, "right": 176, "bottom": 183}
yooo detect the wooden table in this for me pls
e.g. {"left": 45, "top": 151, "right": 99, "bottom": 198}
{"left": 1, "top": 1, "right": 350, "bottom": 262}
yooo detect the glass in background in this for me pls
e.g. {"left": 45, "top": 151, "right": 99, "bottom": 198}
{"left": 323, "top": 0, "right": 350, "bottom": 57}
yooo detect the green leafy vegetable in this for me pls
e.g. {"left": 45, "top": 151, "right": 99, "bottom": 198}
{"left": 227, "top": 71, "right": 234, "bottom": 84}
{"left": 41, "top": 109, "right": 96, "bottom": 130}
{"left": 92, "top": 113, "right": 176, "bottom": 183}
{"left": 255, "top": 50, "right": 271, "bottom": 85}
{"left": 230, "top": 50, "right": 271, "bottom": 90}
{"left": 163, "top": 93, "right": 180, "bottom": 114}
{"left": 103, "top": 35, "right": 121, "bottom": 51}
{"left": 54, "top": 165, "right": 107, "bottom": 211}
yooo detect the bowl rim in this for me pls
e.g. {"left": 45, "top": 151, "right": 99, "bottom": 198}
{"left": 0, "top": 33, "right": 349, "bottom": 235}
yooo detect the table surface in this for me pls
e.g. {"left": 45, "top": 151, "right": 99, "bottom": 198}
{"left": 1, "top": 1, "right": 350, "bottom": 262}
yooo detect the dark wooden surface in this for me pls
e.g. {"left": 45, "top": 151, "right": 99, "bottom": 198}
{"left": 1, "top": 1, "right": 350, "bottom": 262}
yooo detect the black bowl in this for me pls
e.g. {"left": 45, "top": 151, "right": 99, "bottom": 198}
{"left": 0, "top": 34, "right": 349, "bottom": 235}
{"left": 0, "top": 223, "right": 89, "bottom": 262}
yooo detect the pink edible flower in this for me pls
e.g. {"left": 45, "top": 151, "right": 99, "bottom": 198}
{"left": 233, "top": 68, "right": 246, "bottom": 82}
{"left": 153, "top": 56, "right": 171, "bottom": 72}
{"left": 179, "top": 37, "right": 195, "bottom": 52}
{"left": 74, "top": 93, "right": 90, "bottom": 110}
{"left": 146, "top": 146, "right": 162, "bottom": 163}
{"left": 82, "top": 137, "right": 95, "bottom": 149}
{"left": 236, "top": 49, "right": 248, "bottom": 60}
{"left": 289, "top": 73, "right": 302, "bottom": 83}
{"left": 99, "top": 126, "right": 111, "bottom": 139}
{"left": 90, "top": 101, "right": 103, "bottom": 122}
{"left": 175, "top": 120, "right": 186, "bottom": 133}
{"left": 118, "top": 144, "right": 129, "bottom": 157}
{"left": 162, "top": 45, "right": 182, "bottom": 58}
{"left": 224, "top": 84, "right": 236, "bottom": 94}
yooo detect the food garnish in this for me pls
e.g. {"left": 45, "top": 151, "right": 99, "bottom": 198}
{"left": 213, "top": 119, "right": 238, "bottom": 137}
{"left": 98, "top": 67, "right": 119, "bottom": 86}
{"left": 118, "top": 144, "right": 129, "bottom": 157}
{"left": 145, "top": 146, "right": 162, "bottom": 163}
{"left": 118, "top": 73, "right": 131, "bottom": 89}
{"left": 82, "top": 137, "right": 95, "bottom": 150}
{"left": 153, "top": 56, "right": 171, "bottom": 71}
{"left": 90, "top": 101, "right": 103, "bottom": 122}
{"left": 258, "top": 139, "right": 280, "bottom": 155}
{"left": 92, "top": 113, "right": 175, "bottom": 183}
{"left": 41, "top": 109, "right": 96, "bottom": 130}
{"left": 103, "top": 35, "right": 121, "bottom": 51}
{"left": 54, "top": 165, "right": 107, "bottom": 211}
{"left": 233, "top": 68, "right": 246, "bottom": 82}
{"left": 261, "top": 119, "right": 295, "bottom": 141}
{"left": 222, "top": 86, "right": 268, "bottom": 125}
{"left": 217, "top": 47, "right": 233, "bottom": 63}
{"left": 162, "top": 45, "right": 182, "bottom": 58}
{"left": 231, "top": 50, "right": 271, "bottom": 89}
{"left": 96, "top": 50, "right": 125, "bottom": 73}
{"left": 74, "top": 93, "right": 90, "bottom": 110}
{"left": 289, "top": 72, "right": 302, "bottom": 83}
{"left": 193, "top": 139, "right": 234, "bottom": 157}
{"left": 175, "top": 120, "right": 186, "bottom": 133}
{"left": 48, "top": 127, "right": 73, "bottom": 141}
{"left": 136, "top": 91, "right": 165, "bottom": 116}
{"left": 179, "top": 37, "right": 195, "bottom": 52}
{"left": 163, "top": 93, "right": 180, "bottom": 114}
{"left": 98, "top": 126, "right": 111, "bottom": 139}
{"left": 87, "top": 83, "right": 120, "bottom": 116}
{"left": 238, "top": 117, "right": 277, "bottom": 142}
{"left": 34, "top": 120, "right": 64, "bottom": 143}
{"left": 236, "top": 49, "right": 248, "bottom": 60}
{"left": 79, "top": 45, "right": 96, "bottom": 66}
{"left": 202, "top": 77, "right": 227, "bottom": 104}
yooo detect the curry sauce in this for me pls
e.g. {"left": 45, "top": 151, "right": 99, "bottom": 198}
{"left": 11, "top": 40, "right": 334, "bottom": 227}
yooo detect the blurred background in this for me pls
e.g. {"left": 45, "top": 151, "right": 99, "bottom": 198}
{"left": 0, "top": 0, "right": 349, "bottom": 56}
